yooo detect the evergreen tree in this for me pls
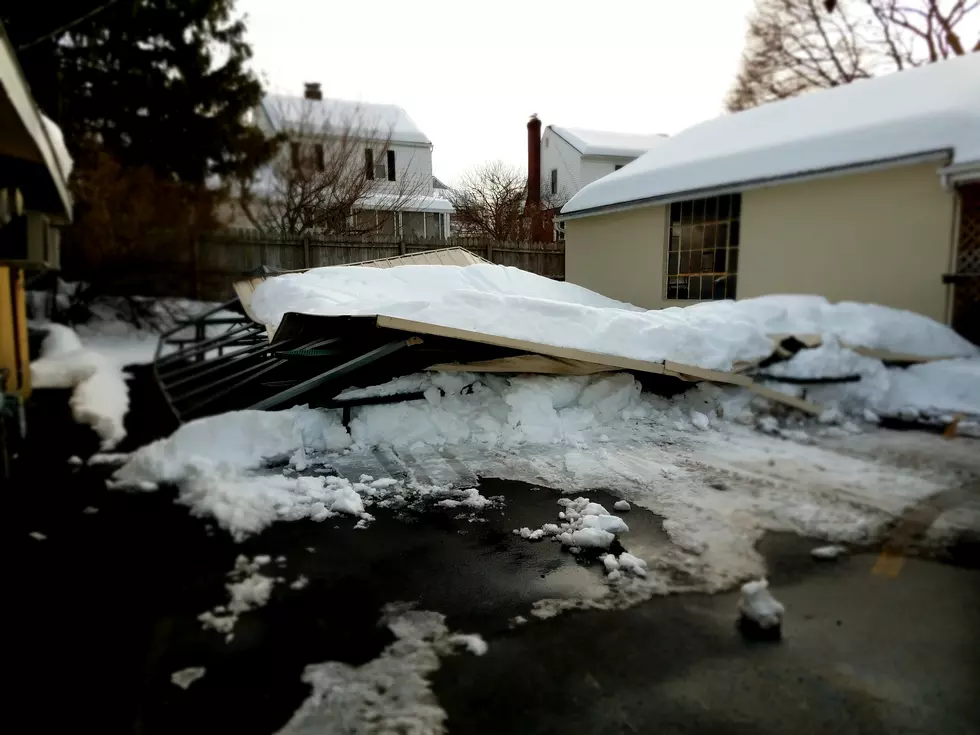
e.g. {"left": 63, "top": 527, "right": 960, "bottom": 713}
{"left": 3, "top": 0, "right": 274, "bottom": 184}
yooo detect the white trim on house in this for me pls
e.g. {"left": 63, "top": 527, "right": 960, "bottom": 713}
{"left": 559, "top": 151, "right": 951, "bottom": 221}
{"left": 0, "top": 25, "right": 72, "bottom": 220}
{"left": 562, "top": 54, "right": 980, "bottom": 219}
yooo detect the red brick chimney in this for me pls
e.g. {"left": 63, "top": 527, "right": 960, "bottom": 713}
{"left": 527, "top": 114, "right": 542, "bottom": 209}
{"left": 526, "top": 114, "right": 544, "bottom": 241}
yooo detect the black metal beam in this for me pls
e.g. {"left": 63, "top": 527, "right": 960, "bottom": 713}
{"left": 157, "top": 322, "right": 261, "bottom": 369}
{"left": 248, "top": 338, "right": 421, "bottom": 411}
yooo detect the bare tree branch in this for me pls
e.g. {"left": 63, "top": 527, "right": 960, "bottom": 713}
{"left": 726, "top": 0, "right": 978, "bottom": 112}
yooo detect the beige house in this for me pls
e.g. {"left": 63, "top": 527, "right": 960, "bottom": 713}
{"left": 561, "top": 54, "right": 980, "bottom": 343}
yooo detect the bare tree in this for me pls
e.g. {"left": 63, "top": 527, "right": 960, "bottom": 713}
{"left": 727, "top": 0, "right": 979, "bottom": 112}
{"left": 448, "top": 161, "right": 569, "bottom": 241}
{"left": 237, "top": 99, "right": 429, "bottom": 236}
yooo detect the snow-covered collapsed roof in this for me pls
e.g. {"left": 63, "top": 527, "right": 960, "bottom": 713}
{"left": 563, "top": 54, "right": 980, "bottom": 217}
{"left": 262, "top": 94, "right": 431, "bottom": 146}
{"left": 550, "top": 126, "right": 667, "bottom": 158}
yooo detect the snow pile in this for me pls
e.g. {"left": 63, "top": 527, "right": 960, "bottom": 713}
{"left": 737, "top": 579, "right": 784, "bottom": 630}
{"left": 601, "top": 552, "right": 648, "bottom": 581}
{"left": 252, "top": 265, "right": 976, "bottom": 373}
{"left": 760, "top": 337, "right": 880, "bottom": 380}
{"left": 276, "top": 606, "right": 486, "bottom": 735}
{"left": 199, "top": 555, "right": 278, "bottom": 641}
{"left": 113, "top": 405, "right": 499, "bottom": 538}
{"left": 512, "top": 496, "right": 631, "bottom": 553}
{"left": 877, "top": 358, "right": 980, "bottom": 422}
{"left": 30, "top": 324, "right": 130, "bottom": 449}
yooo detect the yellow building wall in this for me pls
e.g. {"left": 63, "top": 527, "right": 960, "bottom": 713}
{"left": 739, "top": 162, "right": 956, "bottom": 322}
{"left": 565, "top": 161, "right": 956, "bottom": 321}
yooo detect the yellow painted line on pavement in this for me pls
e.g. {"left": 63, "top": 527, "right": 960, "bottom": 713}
{"left": 871, "top": 550, "right": 906, "bottom": 578}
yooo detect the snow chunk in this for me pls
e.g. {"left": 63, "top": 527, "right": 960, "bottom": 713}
{"left": 580, "top": 502, "right": 609, "bottom": 516}
{"left": 602, "top": 554, "right": 620, "bottom": 572}
{"left": 613, "top": 500, "right": 631, "bottom": 512}
{"left": 448, "top": 633, "right": 488, "bottom": 656}
{"left": 617, "top": 552, "right": 648, "bottom": 578}
{"left": 690, "top": 411, "right": 710, "bottom": 430}
{"left": 170, "top": 667, "right": 206, "bottom": 690}
{"left": 561, "top": 527, "right": 615, "bottom": 549}
{"left": 738, "top": 579, "right": 784, "bottom": 629}
{"left": 289, "top": 575, "right": 309, "bottom": 590}
{"left": 580, "top": 514, "right": 629, "bottom": 534}
{"left": 811, "top": 544, "right": 848, "bottom": 560}
{"left": 29, "top": 531, "right": 47, "bottom": 541}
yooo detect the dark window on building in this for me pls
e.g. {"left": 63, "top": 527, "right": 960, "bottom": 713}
{"left": 290, "top": 142, "right": 300, "bottom": 170}
{"left": 387, "top": 150, "right": 396, "bottom": 181}
{"left": 314, "top": 143, "right": 324, "bottom": 172}
{"left": 365, "top": 148, "right": 375, "bottom": 180}
{"left": 665, "top": 193, "right": 741, "bottom": 301}
{"left": 550, "top": 168, "right": 558, "bottom": 195}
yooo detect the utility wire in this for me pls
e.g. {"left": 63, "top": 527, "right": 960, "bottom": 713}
{"left": 17, "top": 0, "right": 125, "bottom": 51}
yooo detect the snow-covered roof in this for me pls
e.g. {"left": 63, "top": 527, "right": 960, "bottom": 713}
{"left": 357, "top": 193, "right": 454, "bottom": 214}
{"left": 262, "top": 94, "right": 431, "bottom": 146}
{"left": 563, "top": 54, "right": 980, "bottom": 217}
{"left": 550, "top": 126, "right": 667, "bottom": 158}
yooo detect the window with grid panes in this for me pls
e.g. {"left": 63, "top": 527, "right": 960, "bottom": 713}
{"left": 665, "top": 193, "right": 740, "bottom": 300}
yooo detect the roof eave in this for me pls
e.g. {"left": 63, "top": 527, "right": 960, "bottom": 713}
{"left": 559, "top": 149, "right": 952, "bottom": 221}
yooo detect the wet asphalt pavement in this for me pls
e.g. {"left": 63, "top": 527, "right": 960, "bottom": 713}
{"left": 11, "top": 369, "right": 980, "bottom": 734}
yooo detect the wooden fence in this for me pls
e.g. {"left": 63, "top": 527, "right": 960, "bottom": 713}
{"left": 63, "top": 230, "right": 565, "bottom": 302}
{"left": 189, "top": 231, "right": 565, "bottom": 301}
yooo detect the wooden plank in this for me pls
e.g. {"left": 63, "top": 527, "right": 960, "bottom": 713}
{"left": 427, "top": 354, "right": 614, "bottom": 376}
{"left": 742, "top": 380, "right": 823, "bottom": 415}
{"left": 844, "top": 344, "right": 957, "bottom": 364}
{"left": 663, "top": 360, "right": 754, "bottom": 386}
{"left": 375, "top": 315, "right": 668, "bottom": 376}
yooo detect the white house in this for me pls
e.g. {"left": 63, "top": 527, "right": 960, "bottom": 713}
{"left": 230, "top": 83, "right": 453, "bottom": 239}
{"left": 540, "top": 125, "right": 668, "bottom": 203}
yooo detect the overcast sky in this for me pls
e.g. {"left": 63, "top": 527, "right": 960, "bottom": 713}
{"left": 237, "top": 0, "right": 755, "bottom": 184}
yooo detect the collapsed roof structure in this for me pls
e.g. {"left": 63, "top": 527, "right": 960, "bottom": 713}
{"left": 153, "top": 248, "right": 977, "bottom": 428}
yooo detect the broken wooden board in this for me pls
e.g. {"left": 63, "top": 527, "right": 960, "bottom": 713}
{"left": 427, "top": 354, "right": 614, "bottom": 376}
{"left": 743, "top": 381, "right": 823, "bottom": 416}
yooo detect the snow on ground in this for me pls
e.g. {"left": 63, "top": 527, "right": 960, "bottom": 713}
{"left": 113, "top": 367, "right": 979, "bottom": 601}
{"left": 276, "top": 606, "right": 486, "bottom": 735}
{"left": 30, "top": 324, "right": 130, "bottom": 449}
{"left": 198, "top": 555, "right": 279, "bottom": 641}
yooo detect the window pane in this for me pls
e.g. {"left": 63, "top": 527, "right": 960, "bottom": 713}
{"left": 678, "top": 251, "right": 690, "bottom": 273}
{"left": 702, "top": 276, "right": 714, "bottom": 298}
{"left": 730, "top": 220, "right": 740, "bottom": 246}
{"left": 713, "top": 276, "right": 727, "bottom": 300}
{"left": 667, "top": 251, "right": 678, "bottom": 274}
{"left": 688, "top": 277, "right": 701, "bottom": 300}
{"left": 403, "top": 212, "right": 425, "bottom": 239}
{"left": 681, "top": 200, "right": 693, "bottom": 225}
{"left": 667, "top": 278, "right": 679, "bottom": 299}
{"left": 715, "top": 248, "right": 725, "bottom": 273}
{"left": 731, "top": 194, "right": 742, "bottom": 218}
{"left": 679, "top": 227, "right": 693, "bottom": 251}
{"left": 717, "top": 194, "right": 730, "bottom": 219}
{"left": 716, "top": 222, "right": 728, "bottom": 248}
{"left": 669, "top": 232, "right": 680, "bottom": 253}
{"left": 701, "top": 250, "right": 714, "bottom": 272}
{"left": 704, "top": 196, "right": 717, "bottom": 221}
{"left": 670, "top": 202, "right": 681, "bottom": 223}
{"left": 693, "top": 197, "right": 705, "bottom": 223}
{"left": 729, "top": 248, "right": 739, "bottom": 273}
{"left": 727, "top": 275, "right": 737, "bottom": 299}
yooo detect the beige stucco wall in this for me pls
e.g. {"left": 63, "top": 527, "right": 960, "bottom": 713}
{"left": 739, "top": 162, "right": 956, "bottom": 322}
{"left": 566, "top": 204, "right": 686, "bottom": 309}
{"left": 565, "top": 161, "right": 957, "bottom": 321}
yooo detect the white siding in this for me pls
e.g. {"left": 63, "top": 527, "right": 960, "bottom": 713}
{"left": 541, "top": 127, "right": 581, "bottom": 201}
{"left": 365, "top": 141, "right": 433, "bottom": 195}
{"left": 579, "top": 156, "right": 635, "bottom": 189}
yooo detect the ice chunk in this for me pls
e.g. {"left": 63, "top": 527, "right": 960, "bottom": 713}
{"left": 738, "top": 579, "right": 784, "bottom": 629}
{"left": 618, "top": 552, "right": 648, "bottom": 577}
{"left": 560, "top": 528, "right": 615, "bottom": 549}
{"left": 613, "top": 500, "right": 631, "bottom": 512}
{"left": 581, "top": 514, "right": 629, "bottom": 534}
{"left": 580, "top": 502, "right": 609, "bottom": 516}
{"left": 810, "top": 544, "right": 848, "bottom": 560}
{"left": 171, "top": 666, "right": 206, "bottom": 689}
{"left": 602, "top": 554, "right": 620, "bottom": 572}
{"left": 691, "top": 411, "right": 710, "bottom": 430}
{"left": 449, "top": 633, "right": 488, "bottom": 656}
